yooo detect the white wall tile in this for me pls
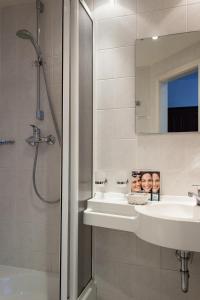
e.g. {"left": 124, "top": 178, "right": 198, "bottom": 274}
{"left": 94, "top": 0, "right": 137, "bottom": 20}
{"left": 97, "top": 48, "right": 115, "bottom": 79}
{"left": 97, "top": 46, "right": 135, "bottom": 79}
{"left": 94, "top": 0, "right": 117, "bottom": 20}
{"left": 97, "top": 108, "right": 135, "bottom": 140}
{"left": 114, "top": 46, "right": 135, "bottom": 77}
{"left": 96, "top": 77, "right": 135, "bottom": 109}
{"left": 136, "top": 134, "right": 188, "bottom": 173}
{"left": 96, "top": 15, "right": 136, "bottom": 49}
{"left": 96, "top": 138, "right": 137, "bottom": 170}
{"left": 96, "top": 110, "right": 115, "bottom": 141}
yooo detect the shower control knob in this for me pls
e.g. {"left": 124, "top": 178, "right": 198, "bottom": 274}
{"left": 46, "top": 135, "right": 56, "bottom": 145}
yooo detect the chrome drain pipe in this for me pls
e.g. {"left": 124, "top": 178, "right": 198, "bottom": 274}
{"left": 176, "top": 250, "right": 192, "bottom": 293}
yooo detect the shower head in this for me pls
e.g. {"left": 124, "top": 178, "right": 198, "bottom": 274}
{"left": 16, "top": 29, "right": 42, "bottom": 60}
{"left": 16, "top": 29, "right": 32, "bottom": 39}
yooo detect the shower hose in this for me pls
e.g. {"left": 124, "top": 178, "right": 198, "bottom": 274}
{"left": 32, "top": 62, "right": 61, "bottom": 205}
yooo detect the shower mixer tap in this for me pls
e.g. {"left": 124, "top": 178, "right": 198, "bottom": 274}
{"left": 26, "top": 124, "right": 56, "bottom": 146}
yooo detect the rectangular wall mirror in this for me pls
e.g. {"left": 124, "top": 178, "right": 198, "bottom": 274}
{"left": 135, "top": 31, "right": 200, "bottom": 134}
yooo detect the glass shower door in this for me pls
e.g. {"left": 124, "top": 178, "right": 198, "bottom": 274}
{"left": 78, "top": 0, "right": 93, "bottom": 296}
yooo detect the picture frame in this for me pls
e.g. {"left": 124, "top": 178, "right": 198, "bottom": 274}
{"left": 131, "top": 171, "right": 160, "bottom": 201}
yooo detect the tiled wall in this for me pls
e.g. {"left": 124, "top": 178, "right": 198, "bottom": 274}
{"left": 84, "top": 0, "right": 200, "bottom": 299}
{"left": 0, "top": 0, "right": 62, "bottom": 272}
{"left": 94, "top": 0, "right": 200, "bottom": 196}
{"left": 94, "top": 227, "right": 200, "bottom": 300}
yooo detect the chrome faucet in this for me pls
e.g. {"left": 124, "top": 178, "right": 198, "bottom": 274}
{"left": 26, "top": 124, "right": 56, "bottom": 146}
{"left": 188, "top": 185, "right": 200, "bottom": 206}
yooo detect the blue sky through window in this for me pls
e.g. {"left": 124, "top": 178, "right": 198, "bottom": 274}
{"left": 168, "top": 70, "right": 198, "bottom": 108}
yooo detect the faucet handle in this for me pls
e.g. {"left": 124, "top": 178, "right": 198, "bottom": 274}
{"left": 29, "top": 124, "right": 40, "bottom": 138}
{"left": 30, "top": 124, "right": 40, "bottom": 130}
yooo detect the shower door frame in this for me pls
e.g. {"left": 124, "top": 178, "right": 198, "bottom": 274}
{"left": 61, "top": 0, "right": 70, "bottom": 299}
{"left": 62, "top": 1, "right": 96, "bottom": 300}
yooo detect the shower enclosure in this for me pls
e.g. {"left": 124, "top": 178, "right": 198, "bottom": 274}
{"left": 0, "top": 0, "right": 62, "bottom": 298}
{"left": 0, "top": 0, "right": 94, "bottom": 299}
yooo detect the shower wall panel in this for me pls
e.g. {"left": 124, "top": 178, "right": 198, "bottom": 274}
{"left": 0, "top": 0, "right": 62, "bottom": 273}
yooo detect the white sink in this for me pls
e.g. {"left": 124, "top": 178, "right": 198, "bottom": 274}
{"left": 84, "top": 196, "right": 137, "bottom": 232}
{"left": 84, "top": 194, "right": 200, "bottom": 251}
{"left": 136, "top": 202, "right": 200, "bottom": 221}
{"left": 135, "top": 196, "right": 200, "bottom": 251}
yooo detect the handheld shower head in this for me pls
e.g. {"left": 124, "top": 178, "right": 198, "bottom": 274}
{"left": 16, "top": 29, "right": 42, "bottom": 60}
{"left": 16, "top": 29, "right": 32, "bottom": 39}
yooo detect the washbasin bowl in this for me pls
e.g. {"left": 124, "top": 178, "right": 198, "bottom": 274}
{"left": 135, "top": 196, "right": 200, "bottom": 252}
{"left": 136, "top": 202, "right": 200, "bottom": 221}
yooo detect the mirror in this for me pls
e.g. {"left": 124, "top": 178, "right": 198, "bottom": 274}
{"left": 135, "top": 31, "right": 200, "bottom": 134}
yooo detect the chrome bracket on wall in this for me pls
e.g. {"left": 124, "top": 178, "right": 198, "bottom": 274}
{"left": 0, "top": 139, "right": 15, "bottom": 145}
{"left": 36, "top": 0, "right": 44, "bottom": 13}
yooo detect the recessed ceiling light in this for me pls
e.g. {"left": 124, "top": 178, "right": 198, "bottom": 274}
{"left": 152, "top": 35, "right": 158, "bottom": 40}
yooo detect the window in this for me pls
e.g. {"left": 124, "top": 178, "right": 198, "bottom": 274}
{"left": 166, "top": 69, "right": 198, "bottom": 132}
